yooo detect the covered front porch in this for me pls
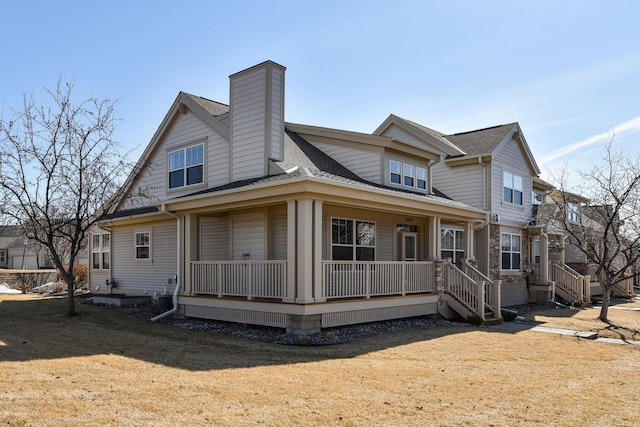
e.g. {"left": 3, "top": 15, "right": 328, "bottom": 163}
{"left": 164, "top": 175, "right": 495, "bottom": 333}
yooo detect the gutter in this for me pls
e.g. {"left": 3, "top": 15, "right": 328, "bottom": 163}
{"left": 151, "top": 204, "right": 182, "bottom": 322}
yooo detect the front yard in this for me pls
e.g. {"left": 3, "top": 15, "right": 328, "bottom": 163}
{"left": 0, "top": 294, "right": 638, "bottom": 426}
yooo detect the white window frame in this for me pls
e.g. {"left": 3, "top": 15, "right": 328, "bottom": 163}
{"left": 331, "top": 218, "right": 376, "bottom": 261}
{"left": 389, "top": 160, "right": 428, "bottom": 191}
{"left": 0, "top": 250, "right": 5, "bottom": 263}
{"left": 135, "top": 231, "right": 151, "bottom": 261}
{"left": 501, "top": 232, "right": 522, "bottom": 271}
{"left": 91, "top": 233, "right": 110, "bottom": 270}
{"left": 566, "top": 203, "right": 580, "bottom": 224}
{"left": 441, "top": 227, "right": 465, "bottom": 264}
{"left": 168, "top": 143, "right": 204, "bottom": 189}
{"left": 503, "top": 171, "right": 524, "bottom": 206}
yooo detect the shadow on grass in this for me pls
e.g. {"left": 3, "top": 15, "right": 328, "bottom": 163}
{"left": 0, "top": 295, "right": 556, "bottom": 371}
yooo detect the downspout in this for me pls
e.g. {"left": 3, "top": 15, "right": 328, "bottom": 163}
{"left": 151, "top": 204, "right": 182, "bottom": 321}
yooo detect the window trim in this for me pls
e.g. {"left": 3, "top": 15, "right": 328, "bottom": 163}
{"left": 566, "top": 203, "right": 580, "bottom": 224}
{"left": 330, "top": 217, "right": 376, "bottom": 261}
{"left": 503, "top": 171, "right": 524, "bottom": 206}
{"left": 500, "top": 232, "right": 522, "bottom": 271}
{"left": 168, "top": 142, "right": 205, "bottom": 190}
{"left": 389, "top": 160, "right": 428, "bottom": 191}
{"left": 440, "top": 227, "right": 465, "bottom": 264}
{"left": 135, "top": 231, "right": 151, "bottom": 261}
{"left": 91, "top": 233, "right": 110, "bottom": 270}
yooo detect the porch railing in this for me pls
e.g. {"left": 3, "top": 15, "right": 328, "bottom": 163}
{"left": 322, "top": 261, "right": 436, "bottom": 299}
{"left": 613, "top": 276, "right": 634, "bottom": 297}
{"left": 444, "top": 262, "right": 485, "bottom": 319}
{"left": 549, "top": 262, "right": 590, "bottom": 302}
{"left": 191, "top": 261, "right": 287, "bottom": 299}
{"left": 463, "top": 260, "right": 502, "bottom": 316}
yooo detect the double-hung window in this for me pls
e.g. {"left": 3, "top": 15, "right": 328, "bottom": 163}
{"left": 135, "top": 231, "right": 151, "bottom": 260}
{"left": 91, "top": 233, "right": 110, "bottom": 270}
{"left": 503, "top": 172, "right": 523, "bottom": 205}
{"left": 441, "top": 227, "right": 465, "bottom": 264}
{"left": 169, "top": 143, "right": 204, "bottom": 189}
{"left": 389, "top": 160, "right": 428, "bottom": 191}
{"left": 331, "top": 218, "right": 376, "bottom": 261}
{"left": 501, "top": 232, "right": 521, "bottom": 271}
{"left": 566, "top": 203, "right": 580, "bottom": 224}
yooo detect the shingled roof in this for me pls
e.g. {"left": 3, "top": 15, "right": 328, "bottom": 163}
{"left": 445, "top": 123, "right": 516, "bottom": 156}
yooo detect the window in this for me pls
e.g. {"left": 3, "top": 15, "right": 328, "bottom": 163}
{"left": 403, "top": 164, "right": 415, "bottom": 187}
{"left": 389, "top": 160, "right": 428, "bottom": 191}
{"left": 169, "top": 143, "right": 204, "bottom": 189}
{"left": 390, "top": 160, "right": 402, "bottom": 184}
{"left": 532, "top": 191, "right": 542, "bottom": 206}
{"left": 331, "top": 218, "right": 375, "bottom": 261}
{"left": 0, "top": 251, "right": 5, "bottom": 263}
{"left": 503, "top": 171, "right": 523, "bottom": 205}
{"left": 135, "top": 232, "right": 151, "bottom": 260}
{"left": 416, "top": 167, "right": 427, "bottom": 190}
{"left": 91, "top": 233, "right": 110, "bottom": 270}
{"left": 441, "top": 227, "right": 465, "bottom": 264}
{"left": 566, "top": 203, "right": 580, "bottom": 224}
{"left": 501, "top": 233, "right": 521, "bottom": 270}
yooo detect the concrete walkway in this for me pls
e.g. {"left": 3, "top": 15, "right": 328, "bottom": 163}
{"left": 489, "top": 322, "right": 640, "bottom": 346}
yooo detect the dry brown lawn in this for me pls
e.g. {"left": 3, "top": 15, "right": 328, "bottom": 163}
{"left": 1, "top": 294, "right": 638, "bottom": 426}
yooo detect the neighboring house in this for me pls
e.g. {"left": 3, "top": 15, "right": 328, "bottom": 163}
{"left": 0, "top": 225, "right": 53, "bottom": 270}
{"left": 375, "top": 118, "right": 542, "bottom": 306}
{"left": 90, "top": 60, "right": 502, "bottom": 334}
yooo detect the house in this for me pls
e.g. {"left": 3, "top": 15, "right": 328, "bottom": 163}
{"left": 90, "top": 60, "right": 506, "bottom": 334}
{"left": 0, "top": 225, "right": 52, "bottom": 270}
{"left": 375, "top": 117, "right": 546, "bottom": 306}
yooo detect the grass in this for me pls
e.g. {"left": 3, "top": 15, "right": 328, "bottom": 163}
{"left": 0, "top": 294, "right": 639, "bottom": 426}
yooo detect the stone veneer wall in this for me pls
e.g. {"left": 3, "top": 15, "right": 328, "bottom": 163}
{"left": 0, "top": 270, "right": 57, "bottom": 290}
{"left": 488, "top": 224, "right": 530, "bottom": 307}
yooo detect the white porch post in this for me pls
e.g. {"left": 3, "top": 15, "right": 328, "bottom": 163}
{"left": 465, "top": 221, "right": 474, "bottom": 260}
{"left": 183, "top": 214, "right": 198, "bottom": 295}
{"left": 285, "top": 200, "right": 296, "bottom": 302}
{"left": 313, "top": 200, "right": 325, "bottom": 302}
{"left": 429, "top": 216, "right": 441, "bottom": 259}
{"left": 540, "top": 232, "right": 549, "bottom": 285}
{"left": 296, "top": 198, "right": 314, "bottom": 303}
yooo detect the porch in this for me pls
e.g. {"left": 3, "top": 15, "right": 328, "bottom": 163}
{"left": 187, "top": 259, "right": 502, "bottom": 333}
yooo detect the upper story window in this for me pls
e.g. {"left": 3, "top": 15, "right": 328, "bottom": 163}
{"left": 389, "top": 160, "right": 427, "bottom": 191}
{"left": 92, "top": 233, "right": 110, "bottom": 270}
{"left": 566, "top": 203, "right": 580, "bottom": 224}
{"left": 169, "top": 143, "right": 204, "bottom": 189}
{"left": 532, "top": 191, "right": 542, "bottom": 206}
{"left": 331, "top": 218, "right": 376, "bottom": 261}
{"left": 503, "top": 171, "right": 523, "bottom": 206}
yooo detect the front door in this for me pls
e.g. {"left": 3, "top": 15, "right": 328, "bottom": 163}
{"left": 401, "top": 232, "right": 417, "bottom": 261}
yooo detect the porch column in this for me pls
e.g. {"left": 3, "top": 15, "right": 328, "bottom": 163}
{"left": 540, "top": 232, "right": 549, "bottom": 284}
{"left": 428, "top": 216, "right": 441, "bottom": 260}
{"left": 313, "top": 200, "right": 325, "bottom": 302}
{"left": 465, "top": 221, "right": 474, "bottom": 260}
{"left": 285, "top": 200, "right": 296, "bottom": 302}
{"left": 296, "top": 198, "right": 314, "bottom": 303}
{"left": 183, "top": 214, "right": 198, "bottom": 295}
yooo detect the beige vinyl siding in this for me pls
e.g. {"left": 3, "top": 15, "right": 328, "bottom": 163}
{"left": 272, "top": 212, "right": 287, "bottom": 260}
{"left": 90, "top": 269, "right": 110, "bottom": 292}
{"left": 231, "top": 213, "right": 265, "bottom": 260}
{"left": 431, "top": 162, "right": 485, "bottom": 210}
{"left": 120, "top": 112, "right": 230, "bottom": 210}
{"left": 110, "top": 220, "right": 177, "bottom": 293}
{"left": 307, "top": 139, "right": 381, "bottom": 183}
{"left": 376, "top": 219, "right": 393, "bottom": 261}
{"left": 200, "top": 216, "right": 230, "bottom": 260}
{"left": 230, "top": 65, "right": 279, "bottom": 181}
{"left": 492, "top": 139, "right": 532, "bottom": 223}
{"left": 270, "top": 66, "right": 285, "bottom": 161}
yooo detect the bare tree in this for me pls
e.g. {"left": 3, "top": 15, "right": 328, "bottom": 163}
{"left": 0, "top": 78, "right": 130, "bottom": 316}
{"left": 551, "top": 138, "right": 640, "bottom": 321}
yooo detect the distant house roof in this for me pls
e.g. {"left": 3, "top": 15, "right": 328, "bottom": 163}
{"left": 445, "top": 123, "right": 516, "bottom": 156}
{"left": 0, "top": 225, "right": 26, "bottom": 249}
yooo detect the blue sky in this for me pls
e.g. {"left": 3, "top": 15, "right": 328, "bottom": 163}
{"left": 1, "top": 0, "right": 639, "bottom": 186}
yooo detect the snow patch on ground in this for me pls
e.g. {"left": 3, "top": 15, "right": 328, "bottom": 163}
{"left": 0, "top": 283, "right": 22, "bottom": 294}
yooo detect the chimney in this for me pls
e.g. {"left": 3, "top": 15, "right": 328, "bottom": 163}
{"left": 229, "top": 60, "right": 286, "bottom": 181}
